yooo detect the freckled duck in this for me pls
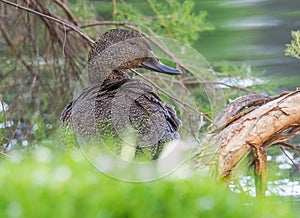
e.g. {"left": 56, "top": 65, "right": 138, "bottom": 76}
{"left": 60, "top": 29, "right": 182, "bottom": 159}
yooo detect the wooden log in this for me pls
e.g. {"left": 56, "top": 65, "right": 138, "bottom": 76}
{"left": 216, "top": 90, "right": 300, "bottom": 196}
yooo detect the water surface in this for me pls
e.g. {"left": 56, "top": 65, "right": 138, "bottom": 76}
{"left": 196, "top": 0, "right": 300, "bottom": 90}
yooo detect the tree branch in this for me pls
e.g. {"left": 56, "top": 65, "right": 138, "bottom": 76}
{"left": 0, "top": 0, "right": 94, "bottom": 45}
{"left": 53, "top": 0, "right": 79, "bottom": 26}
{"left": 130, "top": 69, "right": 211, "bottom": 122}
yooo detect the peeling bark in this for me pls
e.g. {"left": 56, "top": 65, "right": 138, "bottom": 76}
{"left": 211, "top": 90, "right": 300, "bottom": 196}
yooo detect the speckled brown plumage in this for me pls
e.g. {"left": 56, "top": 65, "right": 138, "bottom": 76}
{"left": 60, "top": 29, "right": 181, "bottom": 159}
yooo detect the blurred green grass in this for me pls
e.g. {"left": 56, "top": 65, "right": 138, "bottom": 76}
{"left": 0, "top": 145, "right": 298, "bottom": 218}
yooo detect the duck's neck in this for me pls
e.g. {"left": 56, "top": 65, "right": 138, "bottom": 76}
{"left": 88, "top": 69, "right": 130, "bottom": 86}
{"left": 88, "top": 52, "right": 131, "bottom": 86}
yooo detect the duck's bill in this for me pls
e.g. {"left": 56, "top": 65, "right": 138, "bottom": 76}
{"left": 141, "top": 57, "right": 182, "bottom": 75}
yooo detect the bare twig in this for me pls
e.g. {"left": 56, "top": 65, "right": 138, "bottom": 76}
{"left": 279, "top": 142, "right": 300, "bottom": 151}
{"left": 280, "top": 146, "right": 298, "bottom": 167}
{"left": 0, "top": 150, "right": 12, "bottom": 158}
{"left": 0, "top": 0, "right": 94, "bottom": 45}
{"left": 182, "top": 80, "right": 257, "bottom": 94}
{"left": 0, "top": 21, "right": 12, "bottom": 46}
{"left": 263, "top": 125, "right": 300, "bottom": 149}
{"left": 130, "top": 69, "right": 212, "bottom": 122}
{"left": 0, "top": 22, "right": 33, "bottom": 73}
{"left": 4, "top": 120, "right": 20, "bottom": 152}
{"left": 53, "top": 0, "right": 79, "bottom": 26}
{"left": 78, "top": 20, "right": 253, "bottom": 104}
{"left": 0, "top": 95, "right": 6, "bottom": 147}
{"left": 79, "top": 20, "right": 182, "bottom": 67}
{"left": 147, "top": 74, "right": 256, "bottom": 94}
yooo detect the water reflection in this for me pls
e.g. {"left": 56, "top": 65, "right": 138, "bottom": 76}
{"left": 268, "top": 180, "right": 300, "bottom": 196}
{"left": 225, "top": 16, "right": 281, "bottom": 29}
{"left": 196, "top": 0, "right": 300, "bottom": 89}
{"left": 220, "top": 0, "right": 269, "bottom": 7}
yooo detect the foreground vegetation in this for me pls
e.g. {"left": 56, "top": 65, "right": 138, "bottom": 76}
{"left": 0, "top": 144, "right": 298, "bottom": 218}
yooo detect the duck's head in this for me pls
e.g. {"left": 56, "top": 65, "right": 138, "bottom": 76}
{"left": 88, "top": 29, "right": 181, "bottom": 84}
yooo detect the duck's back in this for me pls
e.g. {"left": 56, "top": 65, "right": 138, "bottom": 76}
{"left": 61, "top": 78, "right": 181, "bottom": 159}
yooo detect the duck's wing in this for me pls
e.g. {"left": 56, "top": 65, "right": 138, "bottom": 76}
{"left": 111, "top": 80, "right": 181, "bottom": 145}
{"left": 60, "top": 78, "right": 128, "bottom": 124}
{"left": 60, "top": 101, "right": 73, "bottom": 123}
{"left": 60, "top": 85, "right": 101, "bottom": 124}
